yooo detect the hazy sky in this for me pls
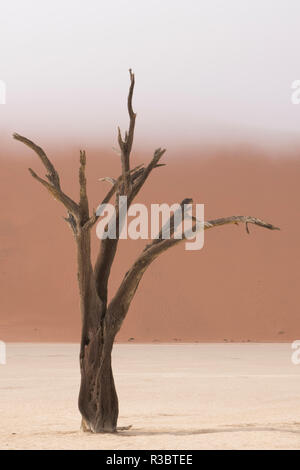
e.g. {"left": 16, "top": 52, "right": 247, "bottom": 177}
{"left": 1, "top": 0, "right": 300, "bottom": 149}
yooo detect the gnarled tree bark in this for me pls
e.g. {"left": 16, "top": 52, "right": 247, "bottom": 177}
{"left": 13, "top": 70, "right": 279, "bottom": 433}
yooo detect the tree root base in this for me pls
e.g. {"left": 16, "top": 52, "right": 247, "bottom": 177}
{"left": 80, "top": 417, "right": 132, "bottom": 433}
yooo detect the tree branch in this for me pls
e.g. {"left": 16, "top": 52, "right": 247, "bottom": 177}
{"left": 107, "top": 214, "right": 279, "bottom": 332}
{"left": 118, "top": 69, "right": 136, "bottom": 194}
{"left": 14, "top": 131, "right": 103, "bottom": 337}
{"left": 79, "top": 150, "right": 89, "bottom": 224}
{"left": 147, "top": 197, "right": 193, "bottom": 249}
{"left": 13, "top": 133, "right": 61, "bottom": 188}
{"left": 27, "top": 167, "right": 79, "bottom": 216}
{"left": 64, "top": 211, "right": 78, "bottom": 237}
{"left": 83, "top": 164, "right": 146, "bottom": 231}
{"left": 128, "top": 148, "right": 166, "bottom": 204}
{"left": 14, "top": 133, "right": 80, "bottom": 218}
{"left": 203, "top": 215, "right": 279, "bottom": 234}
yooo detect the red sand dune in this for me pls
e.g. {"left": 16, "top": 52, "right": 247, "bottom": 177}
{"left": 0, "top": 142, "right": 299, "bottom": 342}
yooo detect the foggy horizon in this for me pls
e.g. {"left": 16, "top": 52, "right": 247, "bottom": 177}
{"left": 1, "top": 0, "right": 300, "bottom": 152}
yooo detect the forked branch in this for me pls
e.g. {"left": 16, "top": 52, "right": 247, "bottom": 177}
{"left": 13, "top": 133, "right": 61, "bottom": 188}
{"left": 93, "top": 147, "right": 166, "bottom": 301}
{"left": 13, "top": 133, "right": 80, "bottom": 218}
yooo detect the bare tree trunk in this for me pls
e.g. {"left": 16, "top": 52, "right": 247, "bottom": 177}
{"left": 76, "top": 228, "right": 119, "bottom": 433}
{"left": 78, "top": 328, "right": 118, "bottom": 433}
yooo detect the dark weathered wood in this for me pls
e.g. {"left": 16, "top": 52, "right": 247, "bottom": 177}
{"left": 13, "top": 70, "right": 279, "bottom": 433}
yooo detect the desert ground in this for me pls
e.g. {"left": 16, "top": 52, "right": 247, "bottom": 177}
{"left": 0, "top": 342, "right": 299, "bottom": 450}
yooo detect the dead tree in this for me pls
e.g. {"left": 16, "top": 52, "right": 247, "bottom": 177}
{"left": 13, "top": 70, "right": 279, "bottom": 433}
